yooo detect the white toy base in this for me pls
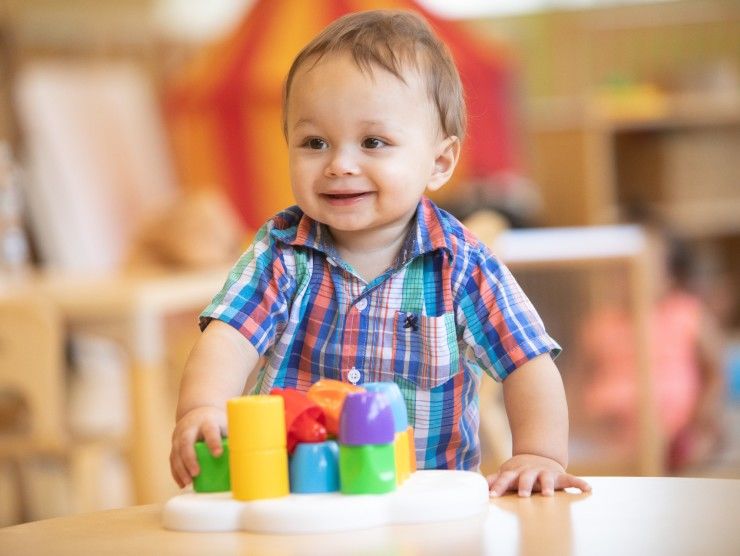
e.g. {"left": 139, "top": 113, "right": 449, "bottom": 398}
{"left": 162, "top": 470, "right": 489, "bottom": 534}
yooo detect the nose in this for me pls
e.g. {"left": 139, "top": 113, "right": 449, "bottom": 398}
{"left": 324, "top": 147, "right": 360, "bottom": 178}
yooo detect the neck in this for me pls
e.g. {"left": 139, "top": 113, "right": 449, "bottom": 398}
{"left": 329, "top": 216, "right": 415, "bottom": 282}
{"left": 329, "top": 216, "right": 414, "bottom": 256}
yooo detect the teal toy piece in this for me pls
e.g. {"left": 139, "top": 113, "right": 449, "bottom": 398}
{"left": 193, "top": 438, "right": 231, "bottom": 493}
{"left": 289, "top": 440, "right": 340, "bottom": 493}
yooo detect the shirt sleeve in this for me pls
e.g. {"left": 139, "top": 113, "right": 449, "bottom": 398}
{"left": 199, "top": 223, "right": 294, "bottom": 356}
{"left": 456, "top": 249, "right": 561, "bottom": 381}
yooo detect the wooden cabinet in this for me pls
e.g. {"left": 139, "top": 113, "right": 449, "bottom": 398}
{"left": 528, "top": 93, "right": 740, "bottom": 326}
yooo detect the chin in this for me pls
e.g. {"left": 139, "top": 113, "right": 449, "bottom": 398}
{"left": 324, "top": 220, "right": 369, "bottom": 233}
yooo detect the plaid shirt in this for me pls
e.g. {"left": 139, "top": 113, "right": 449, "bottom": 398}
{"left": 201, "top": 197, "right": 560, "bottom": 470}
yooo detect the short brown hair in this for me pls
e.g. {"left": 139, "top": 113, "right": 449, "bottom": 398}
{"left": 282, "top": 10, "right": 466, "bottom": 141}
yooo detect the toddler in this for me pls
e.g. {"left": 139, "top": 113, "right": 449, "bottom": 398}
{"left": 576, "top": 218, "right": 725, "bottom": 471}
{"left": 170, "top": 9, "right": 590, "bottom": 498}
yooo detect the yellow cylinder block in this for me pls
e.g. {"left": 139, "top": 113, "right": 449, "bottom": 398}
{"left": 230, "top": 448, "right": 289, "bottom": 501}
{"left": 227, "top": 395, "right": 286, "bottom": 452}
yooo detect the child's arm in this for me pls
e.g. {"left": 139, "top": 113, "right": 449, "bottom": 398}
{"left": 487, "top": 353, "right": 591, "bottom": 497}
{"left": 170, "top": 320, "right": 259, "bottom": 487}
{"left": 687, "top": 310, "right": 725, "bottom": 445}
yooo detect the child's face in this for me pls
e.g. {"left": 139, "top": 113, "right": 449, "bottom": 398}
{"left": 286, "top": 52, "right": 457, "bottom": 241}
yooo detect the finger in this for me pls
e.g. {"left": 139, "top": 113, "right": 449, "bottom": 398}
{"left": 169, "top": 451, "right": 184, "bottom": 488}
{"left": 490, "top": 470, "right": 517, "bottom": 497}
{"left": 539, "top": 471, "right": 555, "bottom": 496}
{"left": 177, "top": 427, "right": 201, "bottom": 478}
{"left": 202, "top": 422, "right": 224, "bottom": 456}
{"left": 555, "top": 473, "right": 592, "bottom": 493}
{"left": 486, "top": 473, "right": 499, "bottom": 490}
{"left": 170, "top": 449, "right": 191, "bottom": 488}
{"left": 517, "top": 468, "right": 540, "bottom": 497}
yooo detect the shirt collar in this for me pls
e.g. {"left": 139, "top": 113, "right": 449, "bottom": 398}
{"left": 407, "top": 196, "right": 454, "bottom": 262}
{"left": 270, "top": 197, "right": 454, "bottom": 263}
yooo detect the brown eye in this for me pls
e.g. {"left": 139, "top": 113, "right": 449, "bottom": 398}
{"left": 306, "top": 138, "right": 327, "bottom": 149}
{"left": 362, "top": 137, "right": 385, "bottom": 149}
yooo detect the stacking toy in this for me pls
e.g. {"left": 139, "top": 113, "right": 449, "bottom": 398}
{"left": 339, "top": 444, "right": 396, "bottom": 494}
{"left": 227, "top": 395, "right": 289, "bottom": 501}
{"left": 339, "top": 391, "right": 396, "bottom": 494}
{"left": 363, "top": 383, "right": 408, "bottom": 432}
{"left": 307, "top": 379, "right": 364, "bottom": 436}
{"left": 193, "top": 438, "right": 230, "bottom": 493}
{"left": 407, "top": 426, "right": 417, "bottom": 472}
{"left": 289, "top": 440, "right": 340, "bottom": 493}
{"left": 364, "top": 382, "right": 411, "bottom": 484}
{"left": 270, "top": 388, "right": 327, "bottom": 454}
{"left": 339, "top": 391, "right": 395, "bottom": 445}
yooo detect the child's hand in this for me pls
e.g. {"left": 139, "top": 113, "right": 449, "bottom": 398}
{"left": 487, "top": 454, "right": 591, "bottom": 497}
{"left": 170, "top": 406, "right": 227, "bottom": 488}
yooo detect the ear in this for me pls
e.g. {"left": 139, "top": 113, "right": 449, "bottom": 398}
{"left": 427, "top": 136, "right": 461, "bottom": 192}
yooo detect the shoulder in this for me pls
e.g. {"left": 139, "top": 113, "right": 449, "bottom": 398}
{"left": 418, "top": 201, "right": 515, "bottom": 312}
{"left": 236, "top": 206, "right": 310, "bottom": 278}
{"left": 426, "top": 201, "right": 506, "bottom": 286}
{"left": 421, "top": 198, "right": 491, "bottom": 263}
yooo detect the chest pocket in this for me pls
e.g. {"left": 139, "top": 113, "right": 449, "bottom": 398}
{"left": 390, "top": 311, "right": 460, "bottom": 390}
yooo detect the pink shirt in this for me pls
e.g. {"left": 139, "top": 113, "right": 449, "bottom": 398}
{"left": 581, "top": 291, "right": 702, "bottom": 439}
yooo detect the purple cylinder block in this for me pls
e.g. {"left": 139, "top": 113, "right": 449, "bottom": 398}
{"left": 339, "top": 391, "right": 395, "bottom": 446}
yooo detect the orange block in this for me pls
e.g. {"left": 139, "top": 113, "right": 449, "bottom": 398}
{"left": 407, "top": 426, "right": 417, "bottom": 473}
{"left": 307, "top": 379, "right": 364, "bottom": 436}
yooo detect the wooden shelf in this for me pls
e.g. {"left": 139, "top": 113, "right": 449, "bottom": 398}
{"left": 529, "top": 93, "right": 740, "bottom": 134}
{"left": 657, "top": 200, "right": 740, "bottom": 238}
{"left": 528, "top": 90, "right": 740, "bottom": 326}
{"left": 595, "top": 93, "right": 740, "bottom": 133}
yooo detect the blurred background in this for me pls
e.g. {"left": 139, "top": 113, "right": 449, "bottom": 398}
{"left": 0, "top": 0, "right": 738, "bottom": 525}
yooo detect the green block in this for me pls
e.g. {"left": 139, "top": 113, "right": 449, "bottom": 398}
{"left": 339, "top": 444, "right": 396, "bottom": 494}
{"left": 193, "top": 438, "right": 230, "bottom": 493}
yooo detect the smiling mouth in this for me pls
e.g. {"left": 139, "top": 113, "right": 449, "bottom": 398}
{"left": 324, "top": 191, "right": 367, "bottom": 199}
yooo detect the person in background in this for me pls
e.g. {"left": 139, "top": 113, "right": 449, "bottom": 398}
{"left": 576, "top": 214, "right": 725, "bottom": 471}
{"left": 169, "top": 10, "right": 591, "bottom": 497}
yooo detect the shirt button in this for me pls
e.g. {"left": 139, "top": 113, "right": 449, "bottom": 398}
{"left": 347, "top": 367, "right": 362, "bottom": 384}
{"left": 355, "top": 298, "right": 368, "bottom": 311}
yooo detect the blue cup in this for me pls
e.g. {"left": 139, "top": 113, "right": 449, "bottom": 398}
{"left": 289, "top": 440, "right": 340, "bottom": 493}
{"left": 363, "top": 382, "right": 408, "bottom": 433}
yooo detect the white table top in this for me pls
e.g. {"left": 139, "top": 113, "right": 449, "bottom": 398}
{"left": 1, "top": 476, "right": 738, "bottom": 555}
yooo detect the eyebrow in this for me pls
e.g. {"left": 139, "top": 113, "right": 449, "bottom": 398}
{"left": 291, "top": 118, "right": 401, "bottom": 133}
{"left": 362, "top": 120, "right": 404, "bottom": 135}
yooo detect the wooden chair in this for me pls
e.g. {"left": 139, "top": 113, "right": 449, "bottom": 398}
{"left": 0, "top": 292, "right": 110, "bottom": 523}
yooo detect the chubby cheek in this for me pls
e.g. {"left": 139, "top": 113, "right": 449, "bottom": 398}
{"left": 289, "top": 162, "right": 317, "bottom": 198}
